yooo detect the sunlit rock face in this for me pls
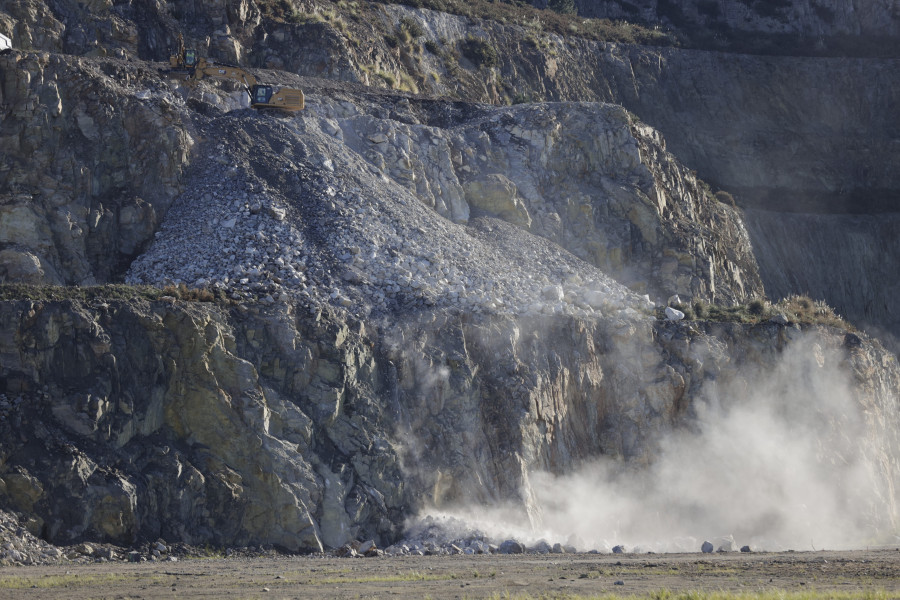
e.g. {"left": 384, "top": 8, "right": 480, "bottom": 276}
{"left": 0, "top": 298, "right": 898, "bottom": 551}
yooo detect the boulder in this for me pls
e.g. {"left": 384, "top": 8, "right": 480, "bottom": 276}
{"left": 499, "top": 539, "right": 525, "bottom": 554}
{"left": 701, "top": 541, "right": 714, "bottom": 553}
{"left": 542, "top": 285, "right": 564, "bottom": 302}
{"left": 357, "top": 539, "right": 376, "bottom": 555}
{"left": 769, "top": 313, "right": 789, "bottom": 325}
{"left": 0, "top": 249, "right": 61, "bottom": 285}
{"left": 665, "top": 306, "right": 685, "bottom": 321}
{"left": 715, "top": 535, "right": 736, "bottom": 552}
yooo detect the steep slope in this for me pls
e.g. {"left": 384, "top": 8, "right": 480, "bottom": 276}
{"left": 564, "top": 0, "right": 900, "bottom": 49}
{"left": 1, "top": 51, "right": 763, "bottom": 307}
{"left": 745, "top": 209, "right": 900, "bottom": 348}
{"left": 5, "top": 0, "right": 896, "bottom": 337}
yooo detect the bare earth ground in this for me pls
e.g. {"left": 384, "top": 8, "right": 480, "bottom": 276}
{"left": 2, "top": 549, "right": 900, "bottom": 599}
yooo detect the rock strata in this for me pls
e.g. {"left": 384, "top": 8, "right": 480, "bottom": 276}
{"left": 1, "top": 296, "right": 897, "bottom": 552}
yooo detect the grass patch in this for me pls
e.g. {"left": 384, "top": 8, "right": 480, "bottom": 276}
{"left": 459, "top": 35, "right": 499, "bottom": 68}
{"left": 315, "top": 570, "right": 458, "bottom": 584}
{"left": 662, "top": 294, "right": 853, "bottom": 331}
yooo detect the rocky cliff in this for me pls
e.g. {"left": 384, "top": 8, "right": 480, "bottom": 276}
{"left": 0, "top": 0, "right": 898, "bottom": 555}
{"left": 5, "top": 0, "right": 896, "bottom": 336}
{"left": 1, "top": 298, "right": 897, "bottom": 551}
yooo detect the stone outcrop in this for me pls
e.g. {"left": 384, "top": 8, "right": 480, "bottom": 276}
{"left": 744, "top": 209, "right": 900, "bottom": 350}
{"left": 0, "top": 298, "right": 897, "bottom": 550}
{"left": 0, "top": 52, "right": 192, "bottom": 285}
{"left": 308, "top": 96, "right": 764, "bottom": 304}
{"left": 0, "top": 301, "right": 900, "bottom": 550}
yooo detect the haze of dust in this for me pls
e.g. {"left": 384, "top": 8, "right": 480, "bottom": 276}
{"left": 416, "top": 334, "right": 898, "bottom": 552}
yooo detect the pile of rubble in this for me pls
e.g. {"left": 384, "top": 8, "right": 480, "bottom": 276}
{"left": 126, "top": 105, "right": 655, "bottom": 322}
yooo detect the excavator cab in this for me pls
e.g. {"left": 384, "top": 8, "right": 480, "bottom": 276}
{"left": 249, "top": 84, "right": 304, "bottom": 111}
{"left": 183, "top": 48, "right": 198, "bottom": 68}
{"left": 251, "top": 85, "right": 273, "bottom": 106}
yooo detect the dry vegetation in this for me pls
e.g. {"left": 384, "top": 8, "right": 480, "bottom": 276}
{"left": 663, "top": 294, "right": 854, "bottom": 331}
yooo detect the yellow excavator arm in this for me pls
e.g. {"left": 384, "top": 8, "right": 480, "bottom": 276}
{"left": 161, "top": 37, "right": 304, "bottom": 112}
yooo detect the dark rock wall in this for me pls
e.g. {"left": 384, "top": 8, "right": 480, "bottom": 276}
{"left": 1, "top": 299, "right": 897, "bottom": 548}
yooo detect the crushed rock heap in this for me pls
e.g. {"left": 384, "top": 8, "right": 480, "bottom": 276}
{"left": 125, "top": 85, "right": 757, "bottom": 318}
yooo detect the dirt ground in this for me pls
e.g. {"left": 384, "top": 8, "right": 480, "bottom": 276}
{"left": 2, "top": 549, "right": 900, "bottom": 599}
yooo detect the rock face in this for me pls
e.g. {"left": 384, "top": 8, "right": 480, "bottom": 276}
{"left": 0, "top": 298, "right": 898, "bottom": 550}
{"left": 125, "top": 91, "right": 762, "bottom": 307}
{"left": 0, "top": 52, "right": 192, "bottom": 285}
{"left": 745, "top": 210, "right": 900, "bottom": 350}
{"left": 5, "top": 0, "right": 897, "bottom": 337}
{"left": 0, "top": 0, "right": 898, "bottom": 554}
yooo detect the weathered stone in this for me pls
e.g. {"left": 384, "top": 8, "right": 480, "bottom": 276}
{"left": 665, "top": 306, "right": 685, "bottom": 321}
{"left": 464, "top": 174, "right": 532, "bottom": 228}
{"left": 701, "top": 541, "right": 714, "bottom": 553}
{"left": 716, "top": 536, "right": 736, "bottom": 552}
{"left": 499, "top": 539, "right": 525, "bottom": 554}
{"left": 542, "top": 285, "right": 564, "bottom": 302}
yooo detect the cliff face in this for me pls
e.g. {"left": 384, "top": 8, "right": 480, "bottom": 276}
{"left": 0, "top": 53, "right": 192, "bottom": 285}
{"left": 744, "top": 210, "right": 900, "bottom": 349}
{"left": 1, "top": 299, "right": 897, "bottom": 550}
{"left": 0, "top": 0, "right": 898, "bottom": 553}
{"left": 1, "top": 49, "right": 764, "bottom": 306}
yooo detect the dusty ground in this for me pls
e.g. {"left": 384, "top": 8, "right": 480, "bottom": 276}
{"left": 2, "top": 549, "right": 900, "bottom": 599}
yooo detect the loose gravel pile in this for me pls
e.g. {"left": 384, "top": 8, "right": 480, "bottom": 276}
{"left": 126, "top": 98, "right": 653, "bottom": 322}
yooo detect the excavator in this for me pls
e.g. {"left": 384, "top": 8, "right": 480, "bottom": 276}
{"left": 161, "top": 36, "right": 304, "bottom": 112}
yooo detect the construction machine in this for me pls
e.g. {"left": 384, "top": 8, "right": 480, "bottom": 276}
{"left": 0, "top": 33, "right": 12, "bottom": 55}
{"left": 161, "top": 36, "right": 304, "bottom": 112}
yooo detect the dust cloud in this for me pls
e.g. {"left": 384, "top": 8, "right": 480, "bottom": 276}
{"left": 413, "top": 334, "right": 898, "bottom": 552}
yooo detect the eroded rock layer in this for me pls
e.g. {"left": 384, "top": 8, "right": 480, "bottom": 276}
{"left": 1, "top": 299, "right": 897, "bottom": 550}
